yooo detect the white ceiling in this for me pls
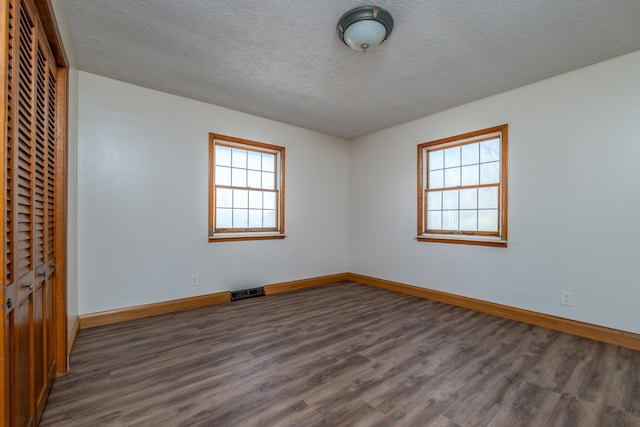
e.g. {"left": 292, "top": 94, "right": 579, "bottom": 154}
{"left": 60, "top": 0, "right": 640, "bottom": 139}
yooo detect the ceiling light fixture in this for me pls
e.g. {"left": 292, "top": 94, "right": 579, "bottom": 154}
{"left": 337, "top": 6, "right": 394, "bottom": 53}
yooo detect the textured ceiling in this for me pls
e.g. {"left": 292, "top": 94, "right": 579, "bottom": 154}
{"left": 61, "top": 0, "right": 640, "bottom": 139}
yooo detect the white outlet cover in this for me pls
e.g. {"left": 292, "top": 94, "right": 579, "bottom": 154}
{"left": 561, "top": 291, "right": 573, "bottom": 306}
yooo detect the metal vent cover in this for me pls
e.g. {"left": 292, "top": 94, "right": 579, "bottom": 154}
{"left": 230, "top": 287, "right": 265, "bottom": 301}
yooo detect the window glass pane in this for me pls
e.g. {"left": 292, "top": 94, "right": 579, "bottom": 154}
{"left": 461, "top": 143, "right": 479, "bottom": 166}
{"left": 429, "top": 170, "right": 444, "bottom": 189}
{"left": 460, "top": 210, "right": 478, "bottom": 231}
{"left": 461, "top": 165, "right": 479, "bottom": 186}
{"left": 459, "top": 188, "right": 477, "bottom": 209}
{"left": 429, "top": 150, "right": 444, "bottom": 171}
{"left": 247, "top": 151, "right": 262, "bottom": 170}
{"left": 247, "top": 170, "right": 261, "bottom": 188}
{"left": 427, "top": 191, "right": 442, "bottom": 210}
{"left": 249, "top": 210, "right": 263, "bottom": 228}
{"left": 262, "top": 154, "right": 275, "bottom": 172}
{"left": 233, "top": 209, "right": 248, "bottom": 228}
{"left": 478, "top": 209, "right": 498, "bottom": 232}
{"left": 444, "top": 147, "right": 461, "bottom": 168}
{"left": 262, "top": 172, "right": 275, "bottom": 190}
{"left": 232, "top": 148, "right": 247, "bottom": 168}
{"left": 249, "top": 191, "right": 263, "bottom": 209}
{"left": 427, "top": 211, "right": 442, "bottom": 230}
{"left": 444, "top": 168, "right": 461, "bottom": 188}
{"left": 232, "top": 168, "right": 247, "bottom": 187}
{"left": 216, "top": 208, "right": 232, "bottom": 228}
{"left": 264, "top": 192, "right": 276, "bottom": 210}
{"left": 478, "top": 187, "right": 498, "bottom": 209}
{"left": 215, "top": 146, "right": 232, "bottom": 167}
{"left": 233, "top": 189, "right": 248, "bottom": 208}
{"left": 442, "top": 190, "right": 459, "bottom": 210}
{"left": 215, "top": 166, "right": 231, "bottom": 186}
{"left": 216, "top": 188, "right": 233, "bottom": 208}
{"left": 480, "top": 161, "right": 500, "bottom": 184}
{"left": 442, "top": 210, "right": 459, "bottom": 230}
{"left": 263, "top": 210, "right": 276, "bottom": 228}
{"left": 480, "top": 138, "right": 500, "bottom": 163}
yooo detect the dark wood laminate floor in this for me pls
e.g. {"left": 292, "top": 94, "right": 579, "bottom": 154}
{"left": 41, "top": 282, "right": 640, "bottom": 426}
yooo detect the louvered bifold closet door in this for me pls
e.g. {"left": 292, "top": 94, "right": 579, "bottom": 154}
{"left": 12, "top": 1, "right": 37, "bottom": 425}
{"left": 34, "top": 22, "right": 58, "bottom": 417}
{"left": 15, "top": 0, "right": 34, "bottom": 285}
{"left": 3, "top": 0, "right": 63, "bottom": 424}
{"left": 33, "top": 25, "right": 57, "bottom": 417}
{"left": 32, "top": 43, "right": 46, "bottom": 418}
{"left": 3, "top": 0, "right": 19, "bottom": 423}
{"left": 3, "top": 0, "right": 57, "bottom": 424}
{"left": 5, "top": 0, "right": 16, "bottom": 295}
{"left": 44, "top": 36, "right": 58, "bottom": 397}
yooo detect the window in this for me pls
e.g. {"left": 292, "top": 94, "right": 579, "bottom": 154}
{"left": 418, "top": 124, "right": 508, "bottom": 247}
{"left": 209, "top": 133, "right": 285, "bottom": 242}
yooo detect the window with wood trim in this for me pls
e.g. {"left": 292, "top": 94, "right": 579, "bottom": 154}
{"left": 209, "top": 133, "right": 285, "bottom": 242}
{"left": 418, "top": 124, "right": 508, "bottom": 247}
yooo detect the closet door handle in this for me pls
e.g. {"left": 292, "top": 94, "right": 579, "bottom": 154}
{"left": 39, "top": 271, "right": 46, "bottom": 278}
{"left": 6, "top": 298, "right": 12, "bottom": 309}
{"left": 22, "top": 282, "right": 33, "bottom": 291}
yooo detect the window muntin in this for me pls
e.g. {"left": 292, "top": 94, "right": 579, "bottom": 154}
{"left": 209, "top": 134, "right": 285, "bottom": 241}
{"left": 418, "top": 125, "right": 507, "bottom": 247}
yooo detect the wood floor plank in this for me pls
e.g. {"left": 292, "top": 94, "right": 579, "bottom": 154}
{"left": 40, "top": 282, "right": 640, "bottom": 426}
{"left": 484, "top": 381, "right": 562, "bottom": 427}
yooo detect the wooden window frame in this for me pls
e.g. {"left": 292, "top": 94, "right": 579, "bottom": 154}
{"left": 417, "top": 124, "right": 508, "bottom": 247}
{"left": 208, "top": 133, "right": 285, "bottom": 242}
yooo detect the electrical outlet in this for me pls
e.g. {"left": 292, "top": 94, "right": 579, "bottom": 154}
{"left": 191, "top": 274, "right": 198, "bottom": 286}
{"left": 561, "top": 291, "right": 573, "bottom": 306}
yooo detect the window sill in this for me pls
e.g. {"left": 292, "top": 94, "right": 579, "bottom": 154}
{"left": 209, "top": 232, "right": 286, "bottom": 243}
{"left": 417, "top": 234, "right": 507, "bottom": 248}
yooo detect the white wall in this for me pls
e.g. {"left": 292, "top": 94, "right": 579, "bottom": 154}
{"left": 77, "top": 72, "right": 349, "bottom": 314}
{"left": 76, "top": 47, "right": 640, "bottom": 334}
{"left": 349, "top": 50, "right": 640, "bottom": 334}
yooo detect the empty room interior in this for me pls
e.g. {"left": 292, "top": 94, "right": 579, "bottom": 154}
{"left": 2, "top": 0, "right": 640, "bottom": 426}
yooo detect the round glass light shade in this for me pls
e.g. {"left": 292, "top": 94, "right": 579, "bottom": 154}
{"left": 343, "top": 19, "right": 388, "bottom": 52}
{"left": 337, "top": 6, "right": 393, "bottom": 53}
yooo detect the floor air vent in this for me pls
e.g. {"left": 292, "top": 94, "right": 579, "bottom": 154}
{"left": 230, "top": 287, "right": 265, "bottom": 301}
